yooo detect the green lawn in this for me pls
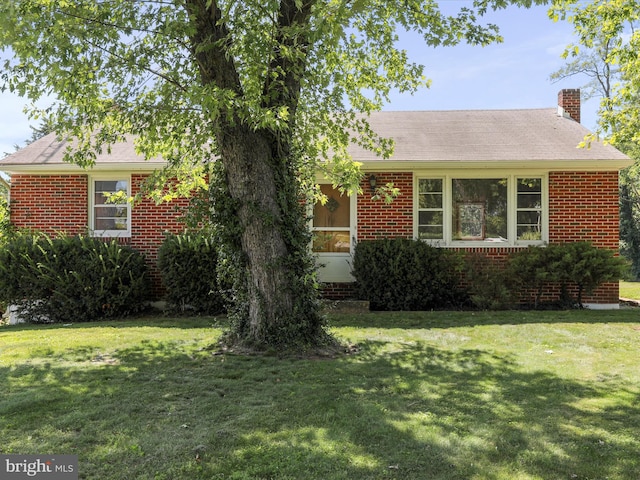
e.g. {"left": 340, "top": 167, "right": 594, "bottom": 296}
{"left": 620, "top": 280, "right": 640, "bottom": 300}
{"left": 1, "top": 311, "right": 639, "bottom": 479}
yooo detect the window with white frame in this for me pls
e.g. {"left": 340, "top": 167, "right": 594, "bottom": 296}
{"left": 417, "top": 175, "right": 545, "bottom": 245}
{"left": 516, "top": 178, "right": 543, "bottom": 241}
{"left": 417, "top": 178, "right": 444, "bottom": 240}
{"left": 91, "top": 177, "right": 130, "bottom": 237}
{"left": 453, "top": 178, "right": 508, "bottom": 241}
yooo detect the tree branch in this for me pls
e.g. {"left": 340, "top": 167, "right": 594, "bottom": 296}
{"left": 183, "top": 0, "right": 243, "bottom": 96}
{"left": 85, "top": 38, "right": 189, "bottom": 93}
{"left": 54, "top": 5, "right": 190, "bottom": 51}
{"left": 261, "top": 1, "right": 315, "bottom": 119}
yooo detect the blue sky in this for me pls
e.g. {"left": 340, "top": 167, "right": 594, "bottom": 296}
{"left": 385, "top": 3, "right": 597, "bottom": 123}
{"left": 0, "top": 3, "right": 596, "bottom": 159}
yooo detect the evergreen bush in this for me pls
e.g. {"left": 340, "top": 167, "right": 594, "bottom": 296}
{"left": 0, "top": 233, "right": 150, "bottom": 322}
{"left": 507, "top": 245, "right": 554, "bottom": 308}
{"left": 508, "top": 242, "right": 624, "bottom": 308}
{"left": 352, "top": 238, "right": 467, "bottom": 311}
{"left": 157, "top": 232, "right": 226, "bottom": 314}
{"left": 546, "top": 242, "right": 624, "bottom": 307}
{"left": 352, "top": 240, "right": 622, "bottom": 312}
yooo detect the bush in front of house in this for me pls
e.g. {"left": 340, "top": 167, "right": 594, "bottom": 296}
{"left": 352, "top": 238, "right": 468, "bottom": 310}
{"left": 157, "top": 232, "right": 227, "bottom": 314}
{"left": 508, "top": 242, "right": 625, "bottom": 308}
{"left": 506, "top": 245, "right": 552, "bottom": 308}
{"left": 545, "top": 241, "right": 625, "bottom": 307}
{"left": 0, "top": 233, "right": 150, "bottom": 323}
{"left": 352, "top": 239, "right": 622, "bottom": 312}
{"left": 463, "top": 253, "right": 516, "bottom": 310}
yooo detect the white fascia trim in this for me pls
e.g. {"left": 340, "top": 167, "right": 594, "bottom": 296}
{"left": 359, "top": 159, "right": 632, "bottom": 172}
{"left": 1, "top": 162, "right": 166, "bottom": 175}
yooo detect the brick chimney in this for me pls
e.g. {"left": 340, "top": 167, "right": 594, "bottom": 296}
{"left": 558, "top": 88, "right": 581, "bottom": 123}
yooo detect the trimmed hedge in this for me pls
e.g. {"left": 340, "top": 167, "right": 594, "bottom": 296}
{"left": 0, "top": 234, "right": 150, "bottom": 322}
{"left": 157, "top": 233, "right": 226, "bottom": 314}
{"left": 353, "top": 239, "right": 623, "bottom": 311}
{"left": 352, "top": 238, "right": 467, "bottom": 310}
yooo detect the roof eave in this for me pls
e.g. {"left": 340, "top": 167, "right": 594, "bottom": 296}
{"left": 0, "top": 161, "right": 167, "bottom": 175}
{"left": 358, "top": 159, "right": 633, "bottom": 172}
{"left": 2, "top": 158, "right": 633, "bottom": 176}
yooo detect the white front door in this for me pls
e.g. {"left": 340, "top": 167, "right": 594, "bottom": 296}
{"left": 312, "top": 184, "right": 356, "bottom": 282}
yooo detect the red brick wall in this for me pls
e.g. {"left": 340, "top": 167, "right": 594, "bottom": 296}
{"left": 130, "top": 174, "right": 191, "bottom": 296}
{"left": 558, "top": 89, "right": 581, "bottom": 123}
{"left": 343, "top": 170, "right": 621, "bottom": 306}
{"left": 9, "top": 174, "right": 88, "bottom": 235}
{"left": 357, "top": 172, "right": 413, "bottom": 239}
{"left": 549, "top": 171, "right": 619, "bottom": 248}
{"left": 320, "top": 282, "right": 356, "bottom": 300}
{"left": 8, "top": 173, "right": 192, "bottom": 299}
{"left": 549, "top": 171, "right": 620, "bottom": 304}
{"left": 10, "top": 170, "right": 621, "bottom": 305}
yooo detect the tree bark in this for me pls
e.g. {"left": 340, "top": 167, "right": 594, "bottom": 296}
{"left": 184, "top": 0, "right": 328, "bottom": 349}
{"left": 217, "top": 123, "right": 295, "bottom": 342}
{"left": 211, "top": 116, "right": 328, "bottom": 348}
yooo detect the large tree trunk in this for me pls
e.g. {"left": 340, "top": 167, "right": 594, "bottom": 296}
{"left": 185, "top": 0, "right": 330, "bottom": 350}
{"left": 217, "top": 123, "right": 323, "bottom": 347}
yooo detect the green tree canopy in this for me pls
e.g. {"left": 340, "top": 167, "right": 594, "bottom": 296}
{"left": 552, "top": 0, "right": 640, "bottom": 144}
{"left": 0, "top": 0, "right": 546, "bottom": 351}
{"left": 552, "top": 0, "right": 640, "bottom": 277}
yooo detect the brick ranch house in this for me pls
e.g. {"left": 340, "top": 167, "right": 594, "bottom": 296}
{"left": 0, "top": 89, "right": 632, "bottom": 308}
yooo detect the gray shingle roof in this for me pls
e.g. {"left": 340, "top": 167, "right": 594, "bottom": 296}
{"left": 358, "top": 108, "right": 629, "bottom": 163}
{"left": 0, "top": 133, "right": 163, "bottom": 171}
{"left": 0, "top": 108, "right": 631, "bottom": 173}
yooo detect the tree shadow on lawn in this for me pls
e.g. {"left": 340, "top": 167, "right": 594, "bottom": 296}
{"left": 3, "top": 307, "right": 637, "bottom": 334}
{"left": 330, "top": 309, "right": 640, "bottom": 330}
{"left": 1, "top": 339, "right": 638, "bottom": 479}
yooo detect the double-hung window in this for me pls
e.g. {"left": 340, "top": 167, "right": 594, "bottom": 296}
{"left": 417, "top": 175, "right": 545, "bottom": 246}
{"left": 516, "top": 178, "right": 543, "bottom": 241}
{"left": 90, "top": 177, "right": 131, "bottom": 237}
{"left": 417, "top": 179, "right": 444, "bottom": 240}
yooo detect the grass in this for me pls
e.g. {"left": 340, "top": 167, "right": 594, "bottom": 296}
{"left": 1, "top": 310, "right": 640, "bottom": 479}
{"left": 619, "top": 280, "right": 640, "bottom": 300}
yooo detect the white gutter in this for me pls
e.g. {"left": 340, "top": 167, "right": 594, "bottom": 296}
{"left": 0, "top": 161, "right": 167, "bottom": 175}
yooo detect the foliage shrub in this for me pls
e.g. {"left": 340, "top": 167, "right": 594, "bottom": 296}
{"left": 0, "top": 233, "right": 150, "bottom": 322}
{"left": 157, "top": 232, "right": 226, "bottom": 314}
{"left": 0, "top": 194, "right": 10, "bottom": 313}
{"left": 507, "top": 245, "right": 554, "bottom": 308}
{"left": 352, "top": 238, "right": 467, "bottom": 311}
{"left": 463, "top": 253, "right": 515, "bottom": 310}
{"left": 619, "top": 178, "right": 640, "bottom": 280}
{"left": 0, "top": 195, "right": 9, "bottom": 244}
{"left": 508, "top": 242, "right": 625, "bottom": 308}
